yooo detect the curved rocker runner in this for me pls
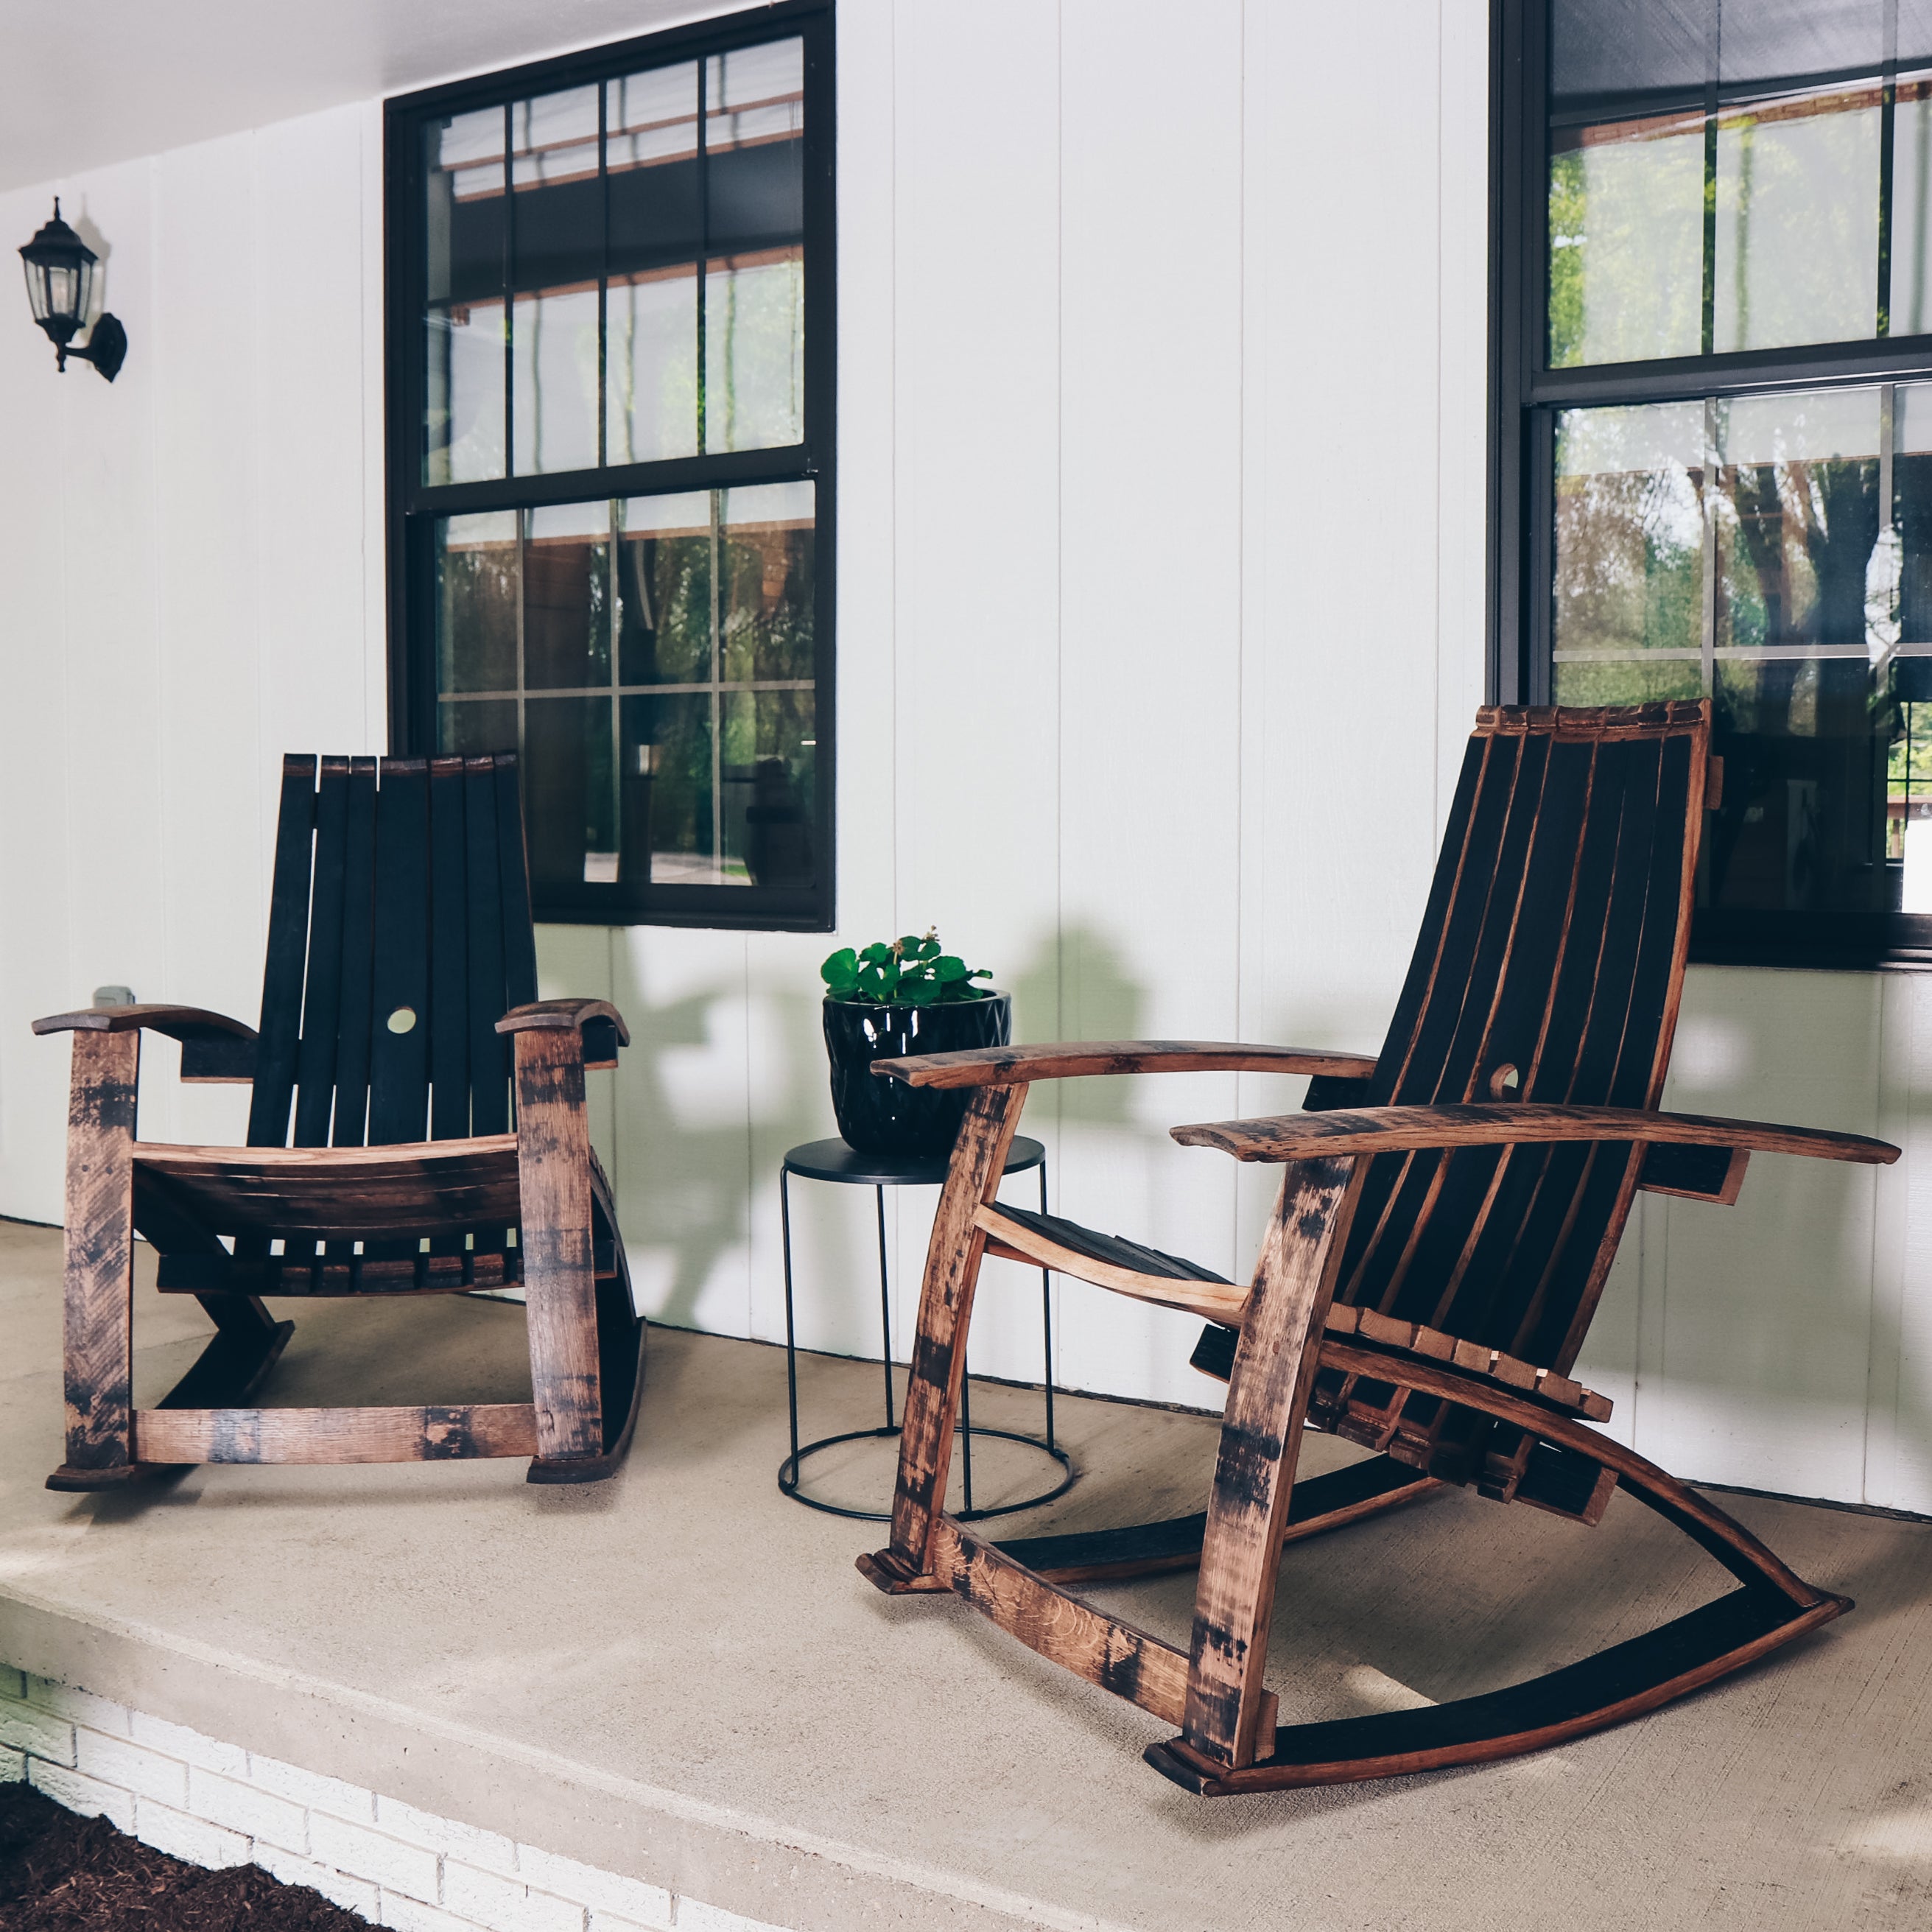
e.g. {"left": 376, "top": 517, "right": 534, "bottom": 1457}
{"left": 857, "top": 701, "right": 1898, "bottom": 1793}
{"left": 36, "top": 752, "right": 645, "bottom": 1492}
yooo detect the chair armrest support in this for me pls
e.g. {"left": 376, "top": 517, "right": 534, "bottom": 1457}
{"left": 875, "top": 1041, "right": 1380, "bottom": 1090}
{"left": 32, "top": 1005, "right": 258, "bottom": 1083}
{"left": 1172, "top": 1101, "right": 1898, "bottom": 1168}
{"left": 496, "top": 999, "right": 629, "bottom": 1069}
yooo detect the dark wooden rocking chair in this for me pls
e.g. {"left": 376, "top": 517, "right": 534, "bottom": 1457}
{"left": 35, "top": 753, "right": 646, "bottom": 1492}
{"left": 858, "top": 701, "right": 1899, "bottom": 1794}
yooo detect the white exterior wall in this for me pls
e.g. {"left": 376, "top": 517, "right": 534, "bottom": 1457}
{"left": 1, "top": 0, "right": 1929, "bottom": 1512}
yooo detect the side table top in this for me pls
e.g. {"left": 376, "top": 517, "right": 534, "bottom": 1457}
{"left": 783, "top": 1134, "right": 1045, "bottom": 1187}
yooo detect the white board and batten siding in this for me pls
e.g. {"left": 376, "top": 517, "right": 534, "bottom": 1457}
{"left": 1, "top": 1, "right": 1928, "bottom": 1514}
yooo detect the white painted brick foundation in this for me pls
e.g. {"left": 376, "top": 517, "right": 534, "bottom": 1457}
{"left": 0, "top": 1664, "right": 794, "bottom": 1932}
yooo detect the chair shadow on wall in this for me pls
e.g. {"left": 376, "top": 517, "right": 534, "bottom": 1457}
{"left": 1009, "top": 921, "right": 1145, "bottom": 1130}
{"left": 1651, "top": 977, "right": 1932, "bottom": 1615}
{"left": 597, "top": 924, "right": 1162, "bottom": 1435}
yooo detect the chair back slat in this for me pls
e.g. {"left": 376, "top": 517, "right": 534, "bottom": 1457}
{"left": 464, "top": 758, "right": 513, "bottom": 1137}
{"left": 428, "top": 759, "right": 473, "bottom": 1142}
{"left": 368, "top": 761, "right": 432, "bottom": 1145}
{"left": 292, "top": 758, "right": 351, "bottom": 1148}
{"left": 331, "top": 759, "right": 380, "bottom": 1147}
{"left": 495, "top": 759, "right": 540, "bottom": 1009}
{"left": 247, "top": 756, "right": 320, "bottom": 1148}
{"left": 1330, "top": 703, "right": 1708, "bottom": 1373}
{"left": 249, "top": 751, "right": 536, "bottom": 1154}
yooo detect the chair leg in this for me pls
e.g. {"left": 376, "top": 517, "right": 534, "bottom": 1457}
{"left": 860, "top": 1085, "right": 1028, "bottom": 1591}
{"left": 49, "top": 1031, "right": 144, "bottom": 1492}
{"left": 155, "top": 1297, "right": 297, "bottom": 1412}
{"left": 526, "top": 1159, "right": 648, "bottom": 1486}
{"left": 513, "top": 1030, "right": 604, "bottom": 1478}
{"left": 1173, "top": 1155, "right": 1365, "bottom": 1771}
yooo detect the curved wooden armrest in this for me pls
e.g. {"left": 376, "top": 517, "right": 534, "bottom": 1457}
{"left": 33, "top": 1003, "right": 255, "bottom": 1039}
{"left": 496, "top": 998, "right": 629, "bottom": 1069}
{"left": 32, "top": 1005, "right": 258, "bottom": 1083}
{"left": 1171, "top": 1101, "right": 1899, "bottom": 1167}
{"left": 875, "top": 1041, "right": 1380, "bottom": 1090}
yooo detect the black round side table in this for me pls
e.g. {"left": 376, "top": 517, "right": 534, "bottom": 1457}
{"left": 777, "top": 1134, "right": 1075, "bottom": 1522}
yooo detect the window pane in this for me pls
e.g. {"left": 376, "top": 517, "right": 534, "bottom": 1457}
{"left": 617, "top": 492, "right": 712, "bottom": 684}
{"left": 720, "top": 480, "right": 814, "bottom": 681}
{"left": 438, "top": 698, "right": 518, "bottom": 756}
{"left": 510, "top": 86, "right": 600, "bottom": 274}
{"left": 1710, "top": 657, "right": 1888, "bottom": 911}
{"left": 1553, "top": 401, "right": 1706, "bottom": 667}
{"left": 723, "top": 688, "right": 816, "bottom": 888}
{"left": 425, "top": 110, "right": 507, "bottom": 485}
{"left": 704, "top": 41, "right": 804, "bottom": 451}
{"left": 1889, "top": 384, "right": 1932, "bottom": 909}
{"left": 1713, "top": 85, "right": 1880, "bottom": 353}
{"left": 607, "top": 63, "right": 700, "bottom": 462}
{"left": 1708, "top": 387, "right": 1889, "bottom": 915}
{"left": 1714, "top": 387, "right": 1880, "bottom": 646}
{"left": 624, "top": 691, "right": 720, "bottom": 882}
{"left": 436, "top": 511, "right": 519, "bottom": 694}
{"left": 705, "top": 253, "right": 804, "bottom": 449}
{"left": 1892, "top": 76, "right": 1932, "bottom": 337}
{"left": 524, "top": 501, "right": 610, "bottom": 690}
{"left": 706, "top": 41, "right": 804, "bottom": 244}
{"left": 608, "top": 266, "right": 699, "bottom": 463}
{"left": 1897, "top": 383, "right": 1932, "bottom": 635}
{"left": 526, "top": 695, "right": 617, "bottom": 892}
{"left": 510, "top": 87, "right": 602, "bottom": 474}
{"left": 1549, "top": 114, "right": 1705, "bottom": 367}
{"left": 1716, "top": 0, "right": 1882, "bottom": 85}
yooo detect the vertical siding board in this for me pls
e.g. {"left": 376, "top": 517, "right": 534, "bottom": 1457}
{"left": 888, "top": 1, "right": 1063, "bottom": 1386}
{"left": 1052, "top": 0, "right": 1246, "bottom": 1405}
{"left": 154, "top": 133, "right": 266, "bottom": 1149}
{"left": 0, "top": 181, "right": 80, "bottom": 1222}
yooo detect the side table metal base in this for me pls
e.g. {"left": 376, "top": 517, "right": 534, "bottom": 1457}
{"left": 776, "top": 1134, "right": 1075, "bottom": 1524}
{"left": 778, "top": 1422, "right": 1075, "bottom": 1524}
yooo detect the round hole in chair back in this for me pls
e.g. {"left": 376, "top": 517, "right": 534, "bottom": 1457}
{"left": 1487, "top": 1062, "right": 1520, "bottom": 1099}
{"left": 387, "top": 1006, "right": 418, "bottom": 1034}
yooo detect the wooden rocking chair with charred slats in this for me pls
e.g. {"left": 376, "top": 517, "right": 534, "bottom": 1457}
{"left": 35, "top": 752, "right": 646, "bottom": 1492}
{"left": 858, "top": 701, "right": 1900, "bottom": 1794}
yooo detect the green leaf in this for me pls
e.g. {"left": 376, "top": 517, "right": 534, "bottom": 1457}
{"left": 832, "top": 930, "right": 994, "bottom": 1005}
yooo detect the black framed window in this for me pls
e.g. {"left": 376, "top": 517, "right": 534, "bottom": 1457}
{"left": 1494, "top": 0, "right": 1932, "bottom": 966}
{"left": 385, "top": 1, "right": 835, "bottom": 929}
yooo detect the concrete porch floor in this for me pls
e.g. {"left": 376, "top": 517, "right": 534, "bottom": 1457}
{"left": 3, "top": 1217, "right": 1931, "bottom": 1932}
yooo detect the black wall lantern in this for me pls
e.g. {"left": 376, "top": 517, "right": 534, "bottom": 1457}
{"left": 19, "top": 200, "right": 126, "bottom": 382}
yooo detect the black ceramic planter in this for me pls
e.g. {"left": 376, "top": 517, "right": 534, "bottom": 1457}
{"left": 823, "top": 992, "right": 1012, "bottom": 1157}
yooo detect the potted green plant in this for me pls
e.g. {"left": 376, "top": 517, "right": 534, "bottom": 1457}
{"left": 820, "top": 930, "right": 1008, "bottom": 1156}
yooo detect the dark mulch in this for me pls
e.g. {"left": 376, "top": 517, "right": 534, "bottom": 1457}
{"left": 0, "top": 1782, "right": 367, "bottom": 1931}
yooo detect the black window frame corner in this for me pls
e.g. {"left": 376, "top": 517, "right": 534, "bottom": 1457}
{"left": 382, "top": 0, "right": 837, "bottom": 936}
